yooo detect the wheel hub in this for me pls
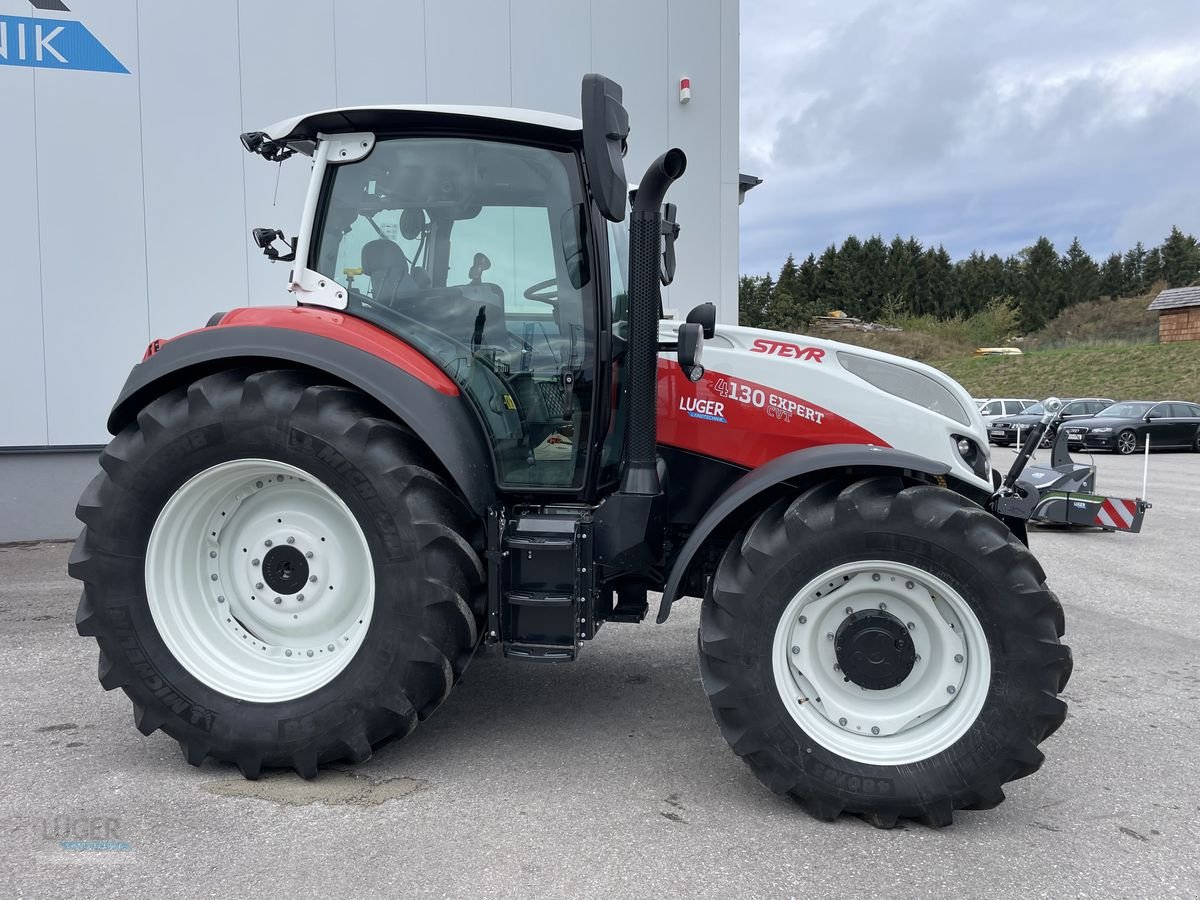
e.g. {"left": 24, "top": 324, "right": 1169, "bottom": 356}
{"left": 145, "top": 459, "right": 374, "bottom": 703}
{"left": 772, "top": 561, "right": 990, "bottom": 766}
{"left": 262, "top": 545, "right": 309, "bottom": 595}
{"left": 835, "top": 610, "right": 916, "bottom": 690}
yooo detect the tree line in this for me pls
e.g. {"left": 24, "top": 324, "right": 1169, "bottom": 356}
{"left": 739, "top": 226, "right": 1200, "bottom": 334}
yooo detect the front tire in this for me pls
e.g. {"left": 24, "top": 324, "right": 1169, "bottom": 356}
{"left": 697, "top": 477, "right": 1071, "bottom": 827}
{"left": 1116, "top": 429, "right": 1138, "bottom": 455}
{"left": 71, "top": 369, "right": 483, "bottom": 778}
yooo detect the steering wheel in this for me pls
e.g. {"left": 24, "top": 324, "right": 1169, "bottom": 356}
{"left": 523, "top": 278, "right": 559, "bottom": 306}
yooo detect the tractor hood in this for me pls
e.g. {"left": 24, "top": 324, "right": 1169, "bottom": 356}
{"left": 657, "top": 320, "right": 992, "bottom": 490}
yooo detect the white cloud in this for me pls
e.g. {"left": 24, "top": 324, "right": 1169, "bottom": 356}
{"left": 739, "top": 0, "right": 1200, "bottom": 275}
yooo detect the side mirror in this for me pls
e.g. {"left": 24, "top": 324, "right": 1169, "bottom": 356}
{"left": 686, "top": 302, "right": 716, "bottom": 339}
{"left": 676, "top": 322, "right": 705, "bottom": 382}
{"left": 252, "top": 228, "right": 296, "bottom": 263}
{"left": 581, "top": 74, "right": 629, "bottom": 223}
{"left": 660, "top": 202, "right": 680, "bottom": 286}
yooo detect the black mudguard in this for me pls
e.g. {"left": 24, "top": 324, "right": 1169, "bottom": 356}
{"left": 655, "top": 444, "right": 953, "bottom": 622}
{"left": 106, "top": 325, "right": 497, "bottom": 516}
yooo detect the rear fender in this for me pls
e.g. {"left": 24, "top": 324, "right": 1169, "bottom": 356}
{"left": 108, "top": 308, "right": 496, "bottom": 516}
{"left": 655, "top": 445, "right": 952, "bottom": 622}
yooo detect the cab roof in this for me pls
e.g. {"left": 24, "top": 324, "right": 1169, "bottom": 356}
{"left": 265, "top": 104, "right": 583, "bottom": 152}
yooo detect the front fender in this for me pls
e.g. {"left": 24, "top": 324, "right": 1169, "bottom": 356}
{"left": 655, "top": 444, "right": 952, "bottom": 622}
{"left": 108, "top": 308, "right": 496, "bottom": 516}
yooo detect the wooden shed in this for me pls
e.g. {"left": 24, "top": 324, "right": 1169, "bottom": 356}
{"left": 1147, "top": 286, "right": 1200, "bottom": 342}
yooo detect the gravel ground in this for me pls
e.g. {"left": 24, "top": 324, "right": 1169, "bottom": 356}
{"left": 1, "top": 448, "right": 1198, "bottom": 899}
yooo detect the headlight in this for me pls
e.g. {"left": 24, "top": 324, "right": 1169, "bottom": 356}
{"left": 836, "top": 353, "right": 971, "bottom": 426}
{"left": 951, "top": 434, "right": 989, "bottom": 479}
{"left": 1090, "top": 427, "right": 1112, "bottom": 433}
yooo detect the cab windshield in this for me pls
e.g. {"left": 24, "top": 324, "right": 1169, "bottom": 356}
{"left": 312, "top": 137, "right": 596, "bottom": 490}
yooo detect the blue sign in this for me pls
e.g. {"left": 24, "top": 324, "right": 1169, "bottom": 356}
{"left": 0, "top": 14, "right": 128, "bottom": 74}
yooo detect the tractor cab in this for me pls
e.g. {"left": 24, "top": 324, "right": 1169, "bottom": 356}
{"left": 241, "top": 87, "right": 686, "bottom": 502}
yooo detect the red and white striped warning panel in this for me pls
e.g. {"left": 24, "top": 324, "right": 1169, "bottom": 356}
{"left": 1094, "top": 498, "right": 1140, "bottom": 530}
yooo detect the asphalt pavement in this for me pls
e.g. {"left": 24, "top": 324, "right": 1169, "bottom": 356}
{"left": 2, "top": 447, "right": 1199, "bottom": 899}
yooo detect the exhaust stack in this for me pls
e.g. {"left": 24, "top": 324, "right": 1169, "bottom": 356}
{"left": 619, "top": 149, "right": 687, "bottom": 496}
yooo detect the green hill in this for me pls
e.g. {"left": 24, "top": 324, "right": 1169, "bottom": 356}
{"left": 932, "top": 342, "right": 1200, "bottom": 402}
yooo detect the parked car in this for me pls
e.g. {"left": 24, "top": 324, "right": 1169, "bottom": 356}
{"left": 1063, "top": 400, "right": 1200, "bottom": 454}
{"left": 976, "top": 398, "right": 1037, "bottom": 425}
{"left": 987, "top": 397, "right": 1114, "bottom": 447}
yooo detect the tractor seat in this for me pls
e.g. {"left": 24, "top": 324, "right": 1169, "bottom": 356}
{"left": 361, "top": 239, "right": 410, "bottom": 304}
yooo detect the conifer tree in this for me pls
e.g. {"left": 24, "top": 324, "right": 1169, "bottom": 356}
{"left": 1098, "top": 253, "right": 1124, "bottom": 299}
{"left": 1061, "top": 237, "right": 1099, "bottom": 309}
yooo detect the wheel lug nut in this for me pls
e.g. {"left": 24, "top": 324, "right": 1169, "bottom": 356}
{"left": 274, "top": 597, "right": 282, "bottom": 605}
{"left": 798, "top": 615, "right": 807, "bottom": 624}
{"left": 306, "top": 650, "right": 314, "bottom": 658}
{"left": 209, "top": 550, "right": 217, "bottom": 559}
{"left": 252, "top": 558, "right": 260, "bottom": 566}
{"left": 871, "top": 573, "right": 880, "bottom": 582}
{"left": 954, "top": 653, "right": 963, "bottom": 663}
{"left": 826, "top": 632, "right": 834, "bottom": 641}
{"left": 287, "top": 536, "right": 295, "bottom": 545}
{"left": 297, "top": 594, "right": 305, "bottom": 602}
{"left": 309, "top": 575, "right": 318, "bottom": 583}
{"left": 871, "top": 726, "right": 880, "bottom": 735}
{"left": 879, "top": 602, "right": 887, "bottom": 611}
{"left": 946, "top": 685, "right": 956, "bottom": 695}
{"left": 305, "top": 551, "right": 314, "bottom": 559}
{"left": 264, "top": 539, "right": 273, "bottom": 547}
{"left": 327, "top": 644, "right": 335, "bottom": 652}
{"left": 256, "top": 481, "right": 263, "bottom": 488}
{"left": 907, "top": 622, "right": 915, "bottom": 630}
{"left": 833, "top": 664, "right": 840, "bottom": 672}
{"left": 791, "top": 645, "right": 800, "bottom": 655}
{"left": 838, "top": 717, "right": 848, "bottom": 726}
{"left": 256, "top": 582, "right": 264, "bottom": 590}
{"left": 217, "top": 596, "right": 225, "bottom": 603}
{"left": 844, "top": 607, "right": 853, "bottom": 616}
{"left": 210, "top": 573, "right": 218, "bottom": 581}
{"left": 285, "top": 650, "right": 292, "bottom": 657}
{"left": 905, "top": 581, "right": 914, "bottom": 590}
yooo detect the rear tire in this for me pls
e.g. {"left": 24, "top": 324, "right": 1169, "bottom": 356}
{"left": 70, "top": 369, "right": 483, "bottom": 778}
{"left": 1116, "top": 429, "right": 1138, "bottom": 455}
{"left": 697, "top": 477, "right": 1070, "bottom": 827}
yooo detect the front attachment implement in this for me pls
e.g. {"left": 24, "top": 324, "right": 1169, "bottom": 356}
{"left": 990, "top": 397, "right": 1151, "bottom": 533}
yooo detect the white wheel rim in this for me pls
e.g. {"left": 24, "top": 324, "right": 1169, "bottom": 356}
{"left": 772, "top": 560, "right": 990, "bottom": 766}
{"left": 145, "top": 459, "right": 375, "bottom": 703}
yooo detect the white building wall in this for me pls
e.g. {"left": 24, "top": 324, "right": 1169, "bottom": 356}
{"left": 0, "top": 0, "right": 737, "bottom": 537}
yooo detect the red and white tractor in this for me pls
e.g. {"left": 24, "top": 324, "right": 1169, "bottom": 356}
{"left": 71, "top": 75, "right": 1082, "bottom": 827}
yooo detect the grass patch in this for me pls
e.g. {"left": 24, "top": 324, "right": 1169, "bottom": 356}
{"left": 832, "top": 300, "right": 1020, "bottom": 363}
{"left": 1025, "top": 293, "right": 1160, "bottom": 350}
{"left": 931, "top": 342, "right": 1200, "bottom": 401}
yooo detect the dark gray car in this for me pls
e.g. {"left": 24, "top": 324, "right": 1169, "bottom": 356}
{"left": 987, "top": 397, "right": 1114, "bottom": 447}
{"left": 1063, "top": 401, "right": 1200, "bottom": 454}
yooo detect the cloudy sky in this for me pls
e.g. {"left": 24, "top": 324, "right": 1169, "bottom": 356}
{"left": 738, "top": 0, "right": 1200, "bottom": 277}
